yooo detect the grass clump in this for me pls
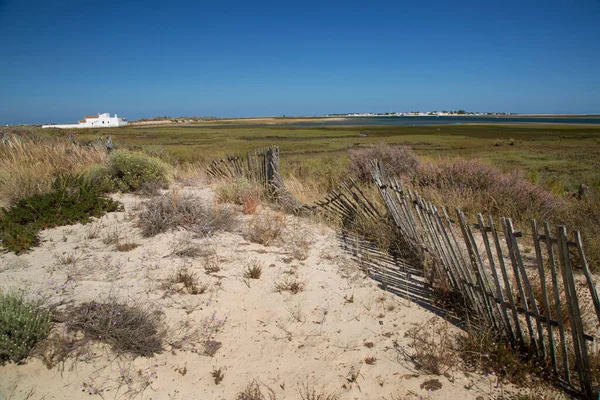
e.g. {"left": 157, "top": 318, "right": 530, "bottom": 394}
{"left": 275, "top": 277, "right": 306, "bottom": 294}
{"left": 163, "top": 266, "right": 208, "bottom": 295}
{"left": 138, "top": 191, "right": 235, "bottom": 237}
{"left": 246, "top": 211, "right": 285, "bottom": 246}
{"left": 457, "top": 327, "right": 546, "bottom": 385}
{"left": 0, "top": 176, "right": 121, "bottom": 254}
{"left": 216, "top": 177, "right": 264, "bottom": 210}
{"left": 244, "top": 260, "right": 263, "bottom": 279}
{"left": 0, "top": 134, "right": 108, "bottom": 206}
{"left": 66, "top": 299, "right": 165, "bottom": 357}
{"left": 0, "top": 292, "right": 52, "bottom": 364}
{"left": 237, "top": 380, "right": 276, "bottom": 400}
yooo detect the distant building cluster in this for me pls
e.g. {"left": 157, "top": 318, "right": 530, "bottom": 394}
{"left": 42, "top": 113, "right": 128, "bottom": 129}
{"left": 329, "top": 111, "right": 514, "bottom": 117}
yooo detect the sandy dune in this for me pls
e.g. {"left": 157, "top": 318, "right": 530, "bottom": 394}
{"left": 0, "top": 184, "right": 549, "bottom": 399}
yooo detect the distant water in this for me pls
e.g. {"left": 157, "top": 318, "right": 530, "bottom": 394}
{"left": 178, "top": 115, "right": 600, "bottom": 129}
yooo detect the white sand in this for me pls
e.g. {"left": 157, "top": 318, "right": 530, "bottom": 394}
{"left": 0, "top": 184, "right": 553, "bottom": 399}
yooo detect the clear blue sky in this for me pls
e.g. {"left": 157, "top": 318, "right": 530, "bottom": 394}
{"left": 1, "top": 0, "right": 599, "bottom": 124}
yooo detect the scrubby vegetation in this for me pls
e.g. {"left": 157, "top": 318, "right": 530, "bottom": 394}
{"left": 0, "top": 292, "right": 52, "bottom": 364}
{"left": 85, "top": 149, "right": 173, "bottom": 194}
{"left": 0, "top": 176, "right": 121, "bottom": 253}
{"left": 348, "top": 142, "right": 419, "bottom": 183}
{"left": 137, "top": 191, "right": 235, "bottom": 237}
{"left": 0, "top": 134, "right": 107, "bottom": 206}
{"left": 66, "top": 299, "right": 165, "bottom": 357}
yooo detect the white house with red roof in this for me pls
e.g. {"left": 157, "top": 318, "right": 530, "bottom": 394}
{"left": 42, "top": 113, "right": 128, "bottom": 129}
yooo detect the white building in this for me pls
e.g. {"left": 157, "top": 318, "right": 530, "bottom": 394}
{"left": 42, "top": 113, "right": 128, "bottom": 129}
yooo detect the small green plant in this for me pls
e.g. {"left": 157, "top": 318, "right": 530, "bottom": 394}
{"left": 0, "top": 176, "right": 121, "bottom": 254}
{"left": 0, "top": 292, "right": 52, "bottom": 363}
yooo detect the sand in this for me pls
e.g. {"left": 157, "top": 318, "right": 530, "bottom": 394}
{"left": 0, "top": 183, "right": 552, "bottom": 399}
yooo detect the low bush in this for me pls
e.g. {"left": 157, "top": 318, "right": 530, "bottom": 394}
{"left": 0, "top": 176, "right": 121, "bottom": 253}
{"left": 86, "top": 149, "right": 172, "bottom": 194}
{"left": 138, "top": 192, "right": 236, "bottom": 237}
{"left": 348, "top": 143, "right": 420, "bottom": 183}
{"left": 66, "top": 299, "right": 165, "bottom": 357}
{"left": 414, "top": 158, "right": 560, "bottom": 222}
{"left": 0, "top": 292, "right": 52, "bottom": 363}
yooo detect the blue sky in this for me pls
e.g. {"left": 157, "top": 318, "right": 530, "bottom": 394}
{"left": 1, "top": 0, "right": 599, "bottom": 124}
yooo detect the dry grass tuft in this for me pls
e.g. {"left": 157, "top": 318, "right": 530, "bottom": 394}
{"left": 401, "top": 318, "right": 456, "bottom": 375}
{"left": 237, "top": 380, "right": 277, "bottom": 400}
{"left": 0, "top": 134, "right": 108, "bottom": 206}
{"left": 297, "top": 380, "right": 339, "bottom": 400}
{"left": 138, "top": 191, "right": 236, "bottom": 237}
{"left": 163, "top": 266, "right": 207, "bottom": 295}
{"left": 275, "top": 277, "right": 306, "bottom": 294}
{"left": 246, "top": 211, "right": 285, "bottom": 246}
{"left": 244, "top": 260, "right": 263, "bottom": 279}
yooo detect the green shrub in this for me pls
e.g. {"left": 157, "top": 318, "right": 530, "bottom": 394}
{"left": 105, "top": 149, "right": 172, "bottom": 193}
{"left": 0, "top": 293, "right": 52, "bottom": 363}
{"left": 0, "top": 177, "right": 121, "bottom": 253}
{"left": 82, "top": 164, "right": 116, "bottom": 193}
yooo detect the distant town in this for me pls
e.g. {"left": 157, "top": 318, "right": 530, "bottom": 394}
{"left": 327, "top": 110, "right": 515, "bottom": 117}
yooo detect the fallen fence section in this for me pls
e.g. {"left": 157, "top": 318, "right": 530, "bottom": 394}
{"left": 208, "top": 147, "right": 600, "bottom": 398}
{"left": 368, "top": 160, "right": 600, "bottom": 398}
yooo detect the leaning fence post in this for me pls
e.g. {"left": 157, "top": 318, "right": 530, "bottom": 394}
{"left": 557, "top": 226, "right": 593, "bottom": 397}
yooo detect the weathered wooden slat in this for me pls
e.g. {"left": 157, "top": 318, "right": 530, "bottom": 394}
{"left": 557, "top": 226, "right": 593, "bottom": 397}
{"left": 574, "top": 231, "right": 600, "bottom": 327}
{"left": 478, "top": 213, "right": 515, "bottom": 343}
{"left": 531, "top": 220, "right": 558, "bottom": 372}
{"left": 506, "top": 219, "right": 546, "bottom": 356}
{"left": 544, "top": 222, "right": 570, "bottom": 383}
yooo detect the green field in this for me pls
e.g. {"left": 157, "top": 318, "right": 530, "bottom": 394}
{"left": 70, "top": 123, "right": 600, "bottom": 193}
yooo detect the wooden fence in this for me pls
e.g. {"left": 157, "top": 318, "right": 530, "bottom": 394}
{"left": 209, "top": 147, "right": 600, "bottom": 398}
